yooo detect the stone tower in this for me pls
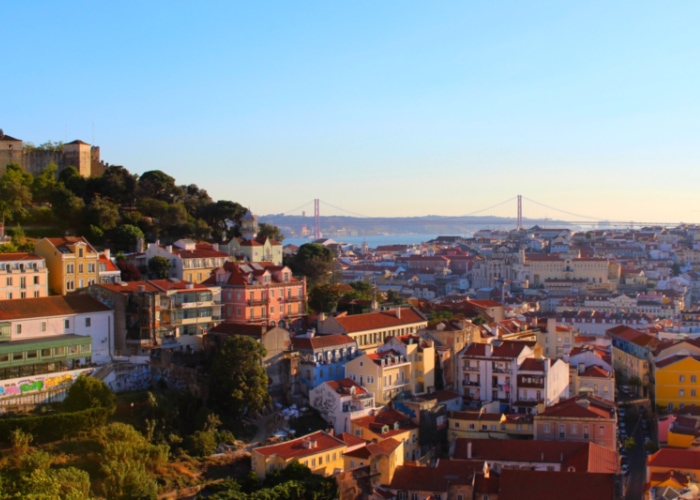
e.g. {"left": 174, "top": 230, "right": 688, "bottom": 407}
{"left": 240, "top": 209, "right": 259, "bottom": 240}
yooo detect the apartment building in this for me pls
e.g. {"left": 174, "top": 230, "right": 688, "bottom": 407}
{"left": 34, "top": 236, "right": 100, "bottom": 295}
{"left": 0, "top": 253, "right": 48, "bottom": 300}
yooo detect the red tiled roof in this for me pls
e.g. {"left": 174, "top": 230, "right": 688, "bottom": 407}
{"left": 498, "top": 469, "right": 615, "bottom": 500}
{"left": 647, "top": 448, "right": 700, "bottom": 470}
{"left": 208, "top": 323, "right": 281, "bottom": 337}
{"left": 323, "top": 378, "right": 367, "bottom": 395}
{"left": 331, "top": 308, "right": 426, "bottom": 333}
{"left": 389, "top": 460, "right": 477, "bottom": 491}
{"left": 344, "top": 437, "right": 401, "bottom": 459}
{"left": 338, "top": 432, "right": 367, "bottom": 449}
{"left": 519, "top": 358, "right": 545, "bottom": 372}
{"left": 292, "top": 334, "right": 355, "bottom": 351}
{"left": 0, "top": 294, "right": 111, "bottom": 320}
{"left": 655, "top": 354, "right": 700, "bottom": 369}
{"left": 97, "top": 281, "right": 160, "bottom": 293}
{"left": 537, "top": 396, "right": 615, "bottom": 420}
{"left": 0, "top": 252, "right": 43, "bottom": 262}
{"left": 254, "top": 431, "right": 345, "bottom": 459}
{"left": 98, "top": 255, "right": 119, "bottom": 272}
{"left": 44, "top": 236, "right": 97, "bottom": 252}
{"left": 581, "top": 366, "right": 612, "bottom": 378}
{"left": 149, "top": 279, "right": 210, "bottom": 291}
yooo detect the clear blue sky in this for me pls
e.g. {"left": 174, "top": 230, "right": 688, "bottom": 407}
{"left": 4, "top": 2, "right": 699, "bottom": 223}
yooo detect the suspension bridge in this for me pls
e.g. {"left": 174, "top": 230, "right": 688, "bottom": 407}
{"left": 273, "top": 196, "right": 688, "bottom": 239}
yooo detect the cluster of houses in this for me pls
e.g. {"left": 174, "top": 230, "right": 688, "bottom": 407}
{"left": 6, "top": 221, "right": 700, "bottom": 498}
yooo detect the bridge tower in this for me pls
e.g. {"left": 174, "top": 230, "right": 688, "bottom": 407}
{"left": 517, "top": 194, "right": 523, "bottom": 231}
{"left": 314, "top": 198, "right": 321, "bottom": 239}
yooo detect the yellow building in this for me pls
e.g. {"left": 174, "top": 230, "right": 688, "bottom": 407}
{"left": 351, "top": 409, "right": 421, "bottom": 462}
{"left": 251, "top": 430, "right": 346, "bottom": 479}
{"left": 342, "top": 437, "right": 404, "bottom": 487}
{"left": 448, "top": 410, "right": 507, "bottom": 441}
{"left": 34, "top": 237, "right": 100, "bottom": 295}
{"left": 654, "top": 354, "right": 700, "bottom": 412}
{"left": 345, "top": 350, "right": 411, "bottom": 405}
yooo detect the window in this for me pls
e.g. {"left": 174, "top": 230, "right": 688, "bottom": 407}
{"left": 78, "top": 248, "right": 83, "bottom": 257}
{"left": 78, "top": 263, "right": 84, "bottom": 274}
{"left": 64, "top": 319, "right": 70, "bottom": 330}
{"left": 559, "top": 425, "right": 565, "bottom": 438}
{"left": 469, "top": 423, "right": 475, "bottom": 430}
{"left": 544, "top": 423, "right": 551, "bottom": 434}
{"left": 680, "top": 375, "right": 686, "bottom": 383}
{"left": 67, "top": 263, "right": 74, "bottom": 274}
{"left": 41, "top": 322, "right": 46, "bottom": 332}
{"left": 41, "top": 348, "right": 51, "bottom": 357}
{"left": 5, "top": 277, "right": 11, "bottom": 286}
{"left": 66, "top": 280, "right": 74, "bottom": 291}
{"left": 16, "top": 324, "right": 21, "bottom": 334}
{"left": 33, "top": 276, "right": 39, "bottom": 285}
{"left": 6, "top": 293, "right": 11, "bottom": 300}
{"left": 693, "top": 375, "right": 698, "bottom": 383}
{"left": 454, "top": 422, "right": 460, "bottom": 428}
{"left": 34, "top": 291, "right": 39, "bottom": 298}
{"left": 88, "top": 263, "right": 95, "bottom": 273}
{"left": 85, "top": 318, "right": 91, "bottom": 327}
{"left": 571, "top": 424, "right": 578, "bottom": 435}
{"left": 599, "top": 425, "right": 605, "bottom": 436}
{"left": 680, "top": 389, "right": 686, "bottom": 397}
{"left": 693, "top": 390, "right": 697, "bottom": 397}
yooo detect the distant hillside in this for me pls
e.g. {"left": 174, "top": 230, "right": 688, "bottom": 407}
{"left": 259, "top": 214, "right": 577, "bottom": 238}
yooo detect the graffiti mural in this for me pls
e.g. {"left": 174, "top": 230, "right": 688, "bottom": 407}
{"left": 0, "top": 368, "right": 94, "bottom": 399}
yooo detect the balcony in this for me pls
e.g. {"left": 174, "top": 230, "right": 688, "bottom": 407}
{"left": 463, "top": 364, "right": 480, "bottom": 372}
{"left": 463, "top": 380, "right": 481, "bottom": 387}
{"left": 384, "top": 380, "right": 411, "bottom": 391}
{"left": 248, "top": 297, "right": 269, "bottom": 306}
{"left": 492, "top": 365, "right": 510, "bottom": 374}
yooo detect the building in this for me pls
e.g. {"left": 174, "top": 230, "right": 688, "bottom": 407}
{"left": 534, "top": 317, "right": 574, "bottom": 360}
{"left": 387, "top": 459, "right": 478, "bottom": 500}
{"left": 351, "top": 408, "right": 421, "bottom": 462}
{"left": 90, "top": 280, "right": 222, "bottom": 354}
{"left": 607, "top": 325, "right": 660, "bottom": 397}
{"left": 205, "top": 261, "right": 306, "bottom": 328}
{"left": 343, "top": 334, "right": 434, "bottom": 406}
{"left": 143, "top": 239, "right": 231, "bottom": 283}
{"left": 207, "top": 322, "right": 293, "bottom": 401}
{"left": 0, "top": 131, "right": 104, "bottom": 178}
{"left": 448, "top": 410, "right": 507, "bottom": 440}
{"left": 0, "top": 295, "right": 114, "bottom": 406}
{"left": 569, "top": 363, "right": 615, "bottom": 402}
{"left": 251, "top": 430, "right": 346, "bottom": 479}
{"left": 342, "top": 437, "right": 404, "bottom": 488}
{"left": 34, "top": 236, "right": 100, "bottom": 295}
{"left": 222, "top": 209, "right": 284, "bottom": 265}
{"left": 646, "top": 448, "right": 700, "bottom": 492}
{"left": 309, "top": 378, "right": 376, "bottom": 435}
{"left": 513, "top": 357, "right": 570, "bottom": 414}
{"left": 451, "top": 438, "right": 619, "bottom": 473}
{"left": 534, "top": 395, "right": 617, "bottom": 450}
{"left": 653, "top": 354, "right": 700, "bottom": 413}
{"left": 316, "top": 307, "right": 428, "bottom": 354}
{"left": 498, "top": 469, "right": 616, "bottom": 500}
{"left": 292, "top": 333, "right": 358, "bottom": 395}
{"left": 0, "top": 253, "right": 48, "bottom": 300}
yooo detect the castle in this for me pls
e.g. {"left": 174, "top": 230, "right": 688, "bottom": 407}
{"left": 0, "top": 130, "right": 106, "bottom": 178}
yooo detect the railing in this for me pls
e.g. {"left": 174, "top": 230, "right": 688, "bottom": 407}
{"left": 492, "top": 366, "right": 510, "bottom": 373}
{"left": 463, "top": 380, "right": 480, "bottom": 387}
{"left": 463, "top": 364, "right": 479, "bottom": 372}
{"left": 248, "top": 298, "right": 269, "bottom": 305}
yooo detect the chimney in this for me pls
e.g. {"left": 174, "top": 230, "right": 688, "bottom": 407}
{"left": 576, "top": 398, "right": 591, "bottom": 410}
{"left": 467, "top": 441, "right": 472, "bottom": 459}
{"left": 212, "top": 243, "right": 219, "bottom": 251}
{"left": 186, "top": 282, "right": 194, "bottom": 289}
{"left": 395, "top": 307, "right": 401, "bottom": 319}
{"left": 166, "top": 245, "right": 173, "bottom": 253}
{"left": 491, "top": 325, "right": 498, "bottom": 338}
{"left": 485, "top": 344, "right": 493, "bottom": 358}
{"left": 103, "top": 248, "right": 110, "bottom": 260}
{"left": 578, "top": 363, "right": 585, "bottom": 375}
{"left": 547, "top": 317, "right": 557, "bottom": 335}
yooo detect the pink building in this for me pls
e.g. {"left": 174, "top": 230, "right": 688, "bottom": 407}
{"left": 534, "top": 395, "right": 617, "bottom": 451}
{"left": 204, "top": 261, "right": 306, "bottom": 328}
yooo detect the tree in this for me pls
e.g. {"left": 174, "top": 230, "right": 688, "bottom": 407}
{"left": 22, "top": 467, "right": 93, "bottom": 500}
{"left": 623, "top": 436, "right": 636, "bottom": 451}
{"left": 85, "top": 194, "right": 121, "bottom": 232}
{"left": 116, "top": 258, "right": 142, "bottom": 282}
{"left": 207, "top": 336, "right": 270, "bottom": 418}
{"left": 201, "top": 200, "right": 246, "bottom": 241}
{"left": 308, "top": 284, "right": 343, "bottom": 313}
{"left": 138, "top": 170, "right": 182, "bottom": 202}
{"left": 31, "top": 162, "right": 59, "bottom": 204}
{"left": 0, "top": 162, "right": 33, "bottom": 223}
{"left": 58, "top": 166, "right": 87, "bottom": 198}
{"left": 148, "top": 256, "right": 171, "bottom": 279}
{"left": 257, "top": 223, "right": 285, "bottom": 242}
{"left": 110, "top": 224, "right": 145, "bottom": 253}
{"left": 293, "top": 243, "right": 335, "bottom": 287}
{"left": 671, "top": 262, "right": 681, "bottom": 277}
{"left": 63, "top": 375, "right": 117, "bottom": 414}
{"left": 99, "top": 165, "right": 138, "bottom": 206}
{"left": 384, "top": 289, "right": 404, "bottom": 305}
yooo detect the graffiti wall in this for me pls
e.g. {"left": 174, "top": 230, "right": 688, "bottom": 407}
{"left": 0, "top": 368, "right": 94, "bottom": 400}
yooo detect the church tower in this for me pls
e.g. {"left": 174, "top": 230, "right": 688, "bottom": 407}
{"left": 240, "top": 209, "right": 259, "bottom": 240}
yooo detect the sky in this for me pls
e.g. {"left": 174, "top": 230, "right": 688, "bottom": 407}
{"left": 3, "top": 2, "right": 700, "bottom": 224}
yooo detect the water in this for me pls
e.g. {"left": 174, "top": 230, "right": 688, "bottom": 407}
{"left": 283, "top": 234, "right": 460, "bottom": 248}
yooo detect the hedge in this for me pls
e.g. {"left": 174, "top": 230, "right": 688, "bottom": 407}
{"left": 0, "top": 407, "right": 111, "bottom": 443}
